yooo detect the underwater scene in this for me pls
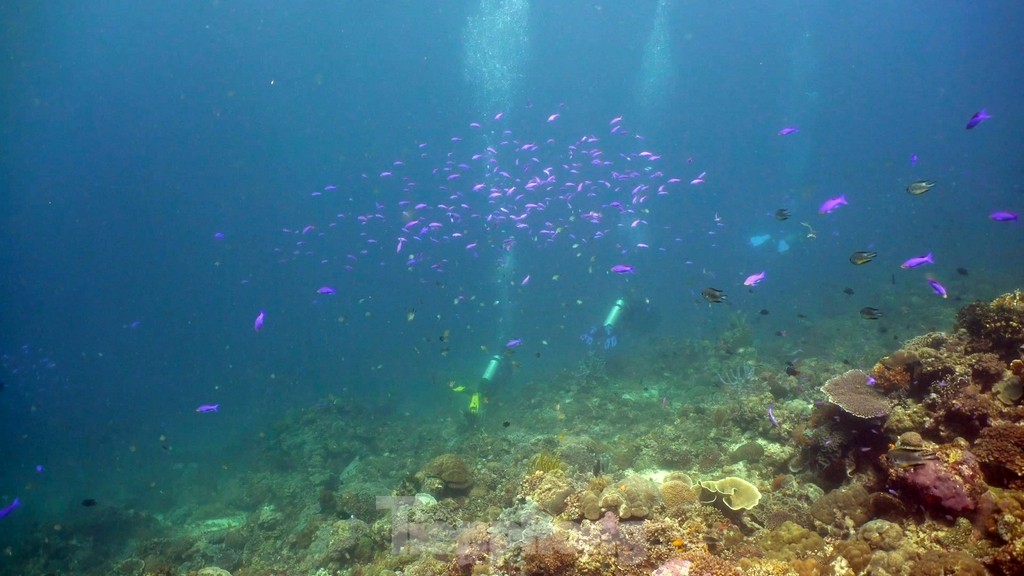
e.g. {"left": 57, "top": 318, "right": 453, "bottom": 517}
{"left": 1, "top": 2, "right": 1023, "bottom": 576}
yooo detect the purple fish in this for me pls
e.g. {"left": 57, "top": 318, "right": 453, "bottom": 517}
{"left": 818, "top": 194, "right": 848, "bottom": 214}
{"left": 777, "top": 126, "right": 799, "bottom": 136}
{"left": 317, "top": 286, "right": 337, "bottom": 295}
{"left": 910, "top": 154, "right": 918, "bottom": 167}
{"left": 505, "top": 338, "right": 523, "bottom": 348}
{"left": 990, "top": 211, "right": 1019, "bottom": 222}
{"left": 743, "top": 271, "right": 766, "bottom": 286}
{"left": 610, "top": 264, "right": 635, "bottom": 274}
{"left": 254, "top": 311, "right": 265, "bottom": 332}
{"left": 900, "top": 253, "right": 933, "bottom": 269}
{"left": 965, "top": 109, "right": 992, "bottom": 130}
{"left": 196, "top": 404, "right": 219, "bottom": 413}
{"left": 0, "top": 498, "right": 21, "bottom": 518}
{"left": 927, "top": 278, "right": 948, "bottom": 299}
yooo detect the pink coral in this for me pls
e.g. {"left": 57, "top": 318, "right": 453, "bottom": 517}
{"left": 653, "top": 557, "right": 693, "bottom": 576}
{"left": 902, "top": 459, "right": 976, "bottom": 513}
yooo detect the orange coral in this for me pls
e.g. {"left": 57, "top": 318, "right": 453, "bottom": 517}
{"left": 870, "top": 362, "right": 911, "bottom": 392}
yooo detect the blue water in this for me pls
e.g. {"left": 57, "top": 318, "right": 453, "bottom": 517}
{"left": 1, "top": 0, "right": 1022, "bottom": 533}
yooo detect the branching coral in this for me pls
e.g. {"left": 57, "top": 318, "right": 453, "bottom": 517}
{"left": 955, "top": 290, "right": 1024, "bottom": 361}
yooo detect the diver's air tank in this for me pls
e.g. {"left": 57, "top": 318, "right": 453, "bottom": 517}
{"left": 603, "top": 298, "right": 627, "bottom": 334}
{"left": 480, "top": 354, "right": 502, "bottom": 384}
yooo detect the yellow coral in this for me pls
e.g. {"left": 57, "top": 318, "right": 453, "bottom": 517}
{"left": 529, "top": 451, "right": 565, "bottom": 473}
{"left": 700, "top": 477, "right": 762, "bottom": 510}
{"left": 992, "top": 289, "right": 1024, "bottom": 310}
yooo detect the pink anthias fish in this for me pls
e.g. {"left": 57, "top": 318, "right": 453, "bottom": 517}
{"left": 254, "top": 311, "right": 265, "bottom": 332}
{"left": 743, "top": 271, "right": 766, "bottom": 286}
{"left": 927, "top": 278, "right": 948, "bottom": 299}
{"left": 778, "top": 126, "right": 799, "bottom": 136}
{"left": 818, "top": 194, "right": 848, "bottom": 214}
{"left": 196, "top": 404, "right": 219, "bottom": 413}
{"left": 990, "top": 211, "right": 1018, "bottom": 222}
{"left": 900, "top": 253, "right": 933, "bottom": 269}
{"left": 966, "top": 109, "right": 992, "bottom": 130}
{"left": 610, "top": 264, "right": 635, "bottom": 274}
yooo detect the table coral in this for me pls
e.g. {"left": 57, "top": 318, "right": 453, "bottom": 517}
{"left": 821, "top": 369, "right": 893, "bottom": 419}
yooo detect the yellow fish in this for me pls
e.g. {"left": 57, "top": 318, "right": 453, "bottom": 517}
{"left": 849, "top": 251, "right": 877, "bottom": 265}
{"left": 906, "top": 180, "right": 936, "bottom": 195}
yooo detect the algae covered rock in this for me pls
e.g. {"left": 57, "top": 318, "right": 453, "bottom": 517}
{"left": 306, "top": 518, "right": 375, "bottom": 568}
{"left": 597, "top": 474, "right": 660, "bottom": 519}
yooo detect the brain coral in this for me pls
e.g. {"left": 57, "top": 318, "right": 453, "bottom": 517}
{"left": 659, "top": 479, "right": 698, "bottom": 510}
{"left": 421, "top": 453, "right": 472, "bottom": 491}
{"left": 821, "top": 369, "right": 893, "bottom": 418}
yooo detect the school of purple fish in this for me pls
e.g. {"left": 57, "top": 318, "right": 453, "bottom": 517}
{"left": 179, "top": 108, "right": 1015, "bottom": 417}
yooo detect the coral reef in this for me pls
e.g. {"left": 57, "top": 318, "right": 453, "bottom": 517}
{"left": 11, "top": 290, "right": 1024, "bottom": 576}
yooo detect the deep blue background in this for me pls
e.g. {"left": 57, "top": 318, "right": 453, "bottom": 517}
{"left": 1, "top": 1, "right": 1022, "bottom": 523}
